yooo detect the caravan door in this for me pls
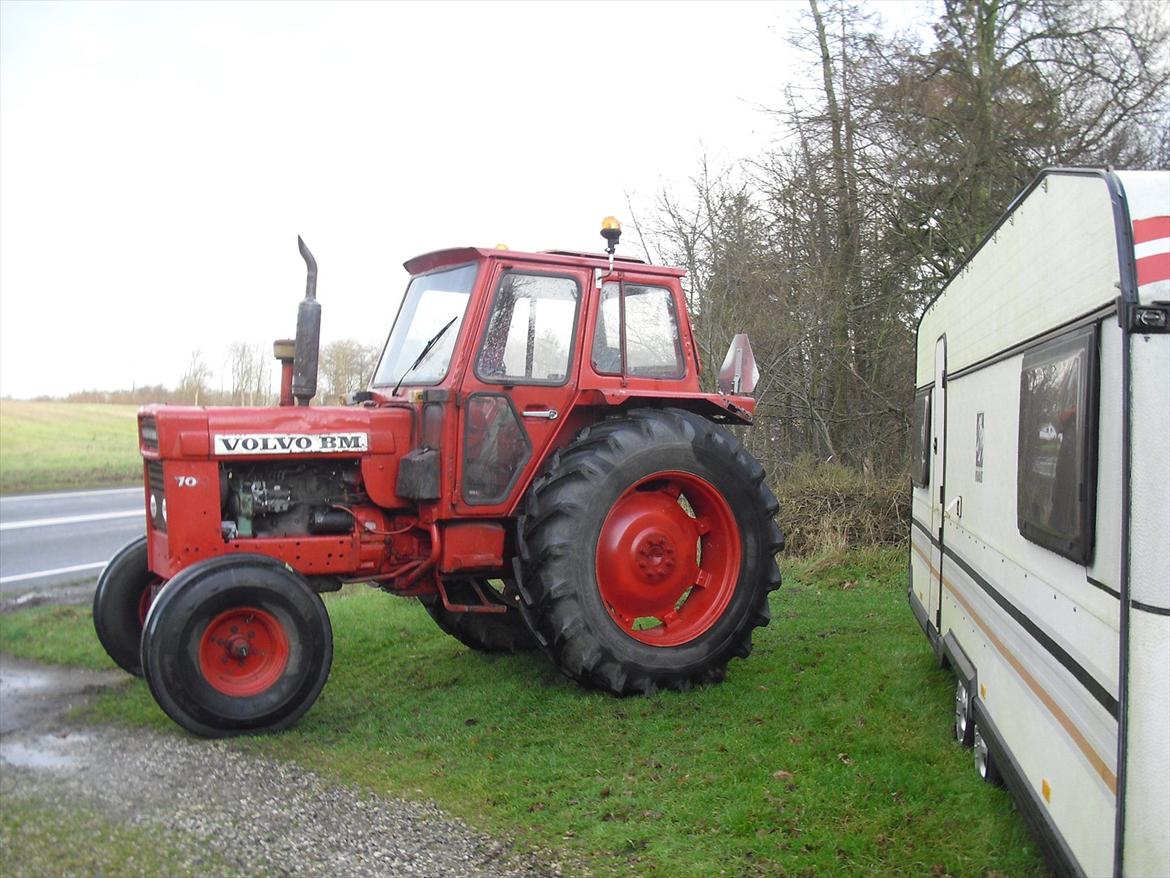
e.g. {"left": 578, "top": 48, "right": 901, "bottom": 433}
{"left": 927, "top": 336, "right": 947, "bottom": 628}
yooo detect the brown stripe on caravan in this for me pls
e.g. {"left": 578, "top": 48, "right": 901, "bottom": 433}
{"left": 909, "top": 539, "right": 1117, "bottom": 793}
{"left": 910, "top": 538, "right": 940, "bottom": 580}
{"left": 941, "top": 578, "right": 1118, "bottom": 795}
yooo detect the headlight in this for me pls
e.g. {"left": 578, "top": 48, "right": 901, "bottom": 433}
{"left": 161, "top": 497, "right": 167, "bottom": 523}
{"left": 149, "top": 494, "right": 158, "bottom": 519}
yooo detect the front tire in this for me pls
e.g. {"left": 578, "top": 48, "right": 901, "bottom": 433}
{"left": 517, "top": 408, "right": 784, "bottom": 695}
{"left": 92, "top": 536, "right": 162, "bottom": 676}
{"left": 140, "top": 555, "right": 332, "bottom": 738}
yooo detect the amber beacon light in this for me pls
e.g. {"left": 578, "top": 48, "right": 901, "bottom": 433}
{"left": 601, "top": 216, "right": 622, "bottom": 270}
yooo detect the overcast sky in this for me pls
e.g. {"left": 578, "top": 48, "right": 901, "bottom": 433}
{"left": 0, "top": 0, "right": 925, "bottom": 399}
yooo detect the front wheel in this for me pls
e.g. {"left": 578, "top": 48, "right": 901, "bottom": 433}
{"left": 140, "top": 555, "right": 332, "bottom": 738}
{"left": 92, "top": 536, "right": 163, "bottom": 676}
{"left": 518, "top": 408, "right": 784, "bottom": 695}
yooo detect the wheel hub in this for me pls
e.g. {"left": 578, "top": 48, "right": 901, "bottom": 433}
{"left": 595, "top": 471, "right": 741, "bottom": 647}
{"left": 634, "top": 532, "right": 677, "bottom": 583}
{"left": 198, "top": 607, "right": 289, "bottom": 697}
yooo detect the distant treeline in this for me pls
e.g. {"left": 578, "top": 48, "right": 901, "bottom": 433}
{"left": 26, "top": 338, "right": 381, "bottom": 408}
{"left": 37, "top": 386, "right": 242, "bottom": 406}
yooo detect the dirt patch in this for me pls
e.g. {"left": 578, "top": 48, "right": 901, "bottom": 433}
{"left": 0, "top": 657, "right": 563, "bottom": 878}
{"left": 0, "top": 580, "right": 96, "bottom": 614}
{"left": 0, "top": 657, "right": 126, "bottom": 735}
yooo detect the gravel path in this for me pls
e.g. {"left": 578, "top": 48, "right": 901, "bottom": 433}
{"left": 0, "top": 656, "right": 562, "bottom": 878}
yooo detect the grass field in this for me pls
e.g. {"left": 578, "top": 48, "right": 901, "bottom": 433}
{"left": 0, "top": 400, "right": 142, "bottom": 494}
{"left": 0, "top": 551, "right": 1046, "bottom": 878}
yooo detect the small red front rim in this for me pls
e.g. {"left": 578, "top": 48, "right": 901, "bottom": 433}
{"left": 136, "top": 578, "right": 164, "bottom": 626}
{"left": 595, "top": 470, "right": 742, "bottom": 646}
{"left": 197, "top": 606, "right": 290, "bottom": 697}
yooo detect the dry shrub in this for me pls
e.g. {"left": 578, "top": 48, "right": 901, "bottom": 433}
{"left": 770, "top": 457, "right": 910, "bottom": 557}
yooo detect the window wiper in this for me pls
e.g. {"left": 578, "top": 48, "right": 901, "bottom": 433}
{"left": 392, "top": 316, "right": 459, "bottom": 396}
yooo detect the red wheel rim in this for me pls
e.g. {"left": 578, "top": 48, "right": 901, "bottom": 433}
{"left": 197, "top": 607, "right": 290, "bottom": 697}
{"left": 136, "top": 578, "right": 164, "bottom": 626}
{"left": 595, "top": 470, "right": 741, "bottom": 646}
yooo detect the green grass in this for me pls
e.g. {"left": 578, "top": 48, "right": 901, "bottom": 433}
{"left": 0, "top": 400, "right": 141, "bottom": 494}
{"left": 0, "top": 788, "right": 252, "bottom": 878}
{"left": 0, "top": 604, "right": 111, "bottom": 668}
{"left": 0, "top": 551, "right": 1046, "bottom": 878}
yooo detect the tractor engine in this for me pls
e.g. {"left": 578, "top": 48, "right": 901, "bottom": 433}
{"left": 221, "top": 461, "right": 363, "bottom": 539}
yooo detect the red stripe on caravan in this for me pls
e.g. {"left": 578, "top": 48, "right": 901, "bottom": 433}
{"left": 1136, "top": 252, "right": 1170, "bottom": 287}
{"left": 1132, "top": 216, "right": 1170, "bottom": 245}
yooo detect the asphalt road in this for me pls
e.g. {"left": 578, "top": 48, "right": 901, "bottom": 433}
{"left": 0, "top": 488, "right": 145, "bottom": 595}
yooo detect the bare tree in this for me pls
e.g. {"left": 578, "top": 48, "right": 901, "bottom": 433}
{"left": 319, "top": 339, "right": 379, "bottom": 403}
{"left": 177, "top": 349, "right": 212, "bottom": 405}
{"left": 227, "top": 342, "right": 271, "bottom": 406}
{"left": 646, "top": 0, "right": 1168, "bottom": 478}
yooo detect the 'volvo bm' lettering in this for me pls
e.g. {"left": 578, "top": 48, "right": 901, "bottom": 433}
{"left": 213, "top": 433, "right": 369, "bottom": 456}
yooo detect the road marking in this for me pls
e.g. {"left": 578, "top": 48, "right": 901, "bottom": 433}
{"left": 0, "top": 561, "right": 107, "bottom": 585}
{"left": 0, "top": 487, "right": 141, "bottom": 503}
{"left": 0, "top": 511, "right": 142, "bottom": 531}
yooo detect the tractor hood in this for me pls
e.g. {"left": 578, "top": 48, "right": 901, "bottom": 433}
{"left": 137, "top": 403, "right": 415, "bottom": 511}
{"left": 137, "top": 404, "right": 411, "bottom": 461}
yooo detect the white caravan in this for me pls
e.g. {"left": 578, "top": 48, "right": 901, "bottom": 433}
{"left": 908, "top": 168, "right": 1169, "bottom": 878}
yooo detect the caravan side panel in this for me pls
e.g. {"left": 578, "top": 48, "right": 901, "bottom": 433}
{"left": 916, "top": 174, "right": 1121, "bottom": 385}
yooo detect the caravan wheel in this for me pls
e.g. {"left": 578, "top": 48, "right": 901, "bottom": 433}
{"left": 973, "top": 723, "right": 1003, "bottom": 786}
{"left": 954, "top": 680, "right": 974, "bottom": 747}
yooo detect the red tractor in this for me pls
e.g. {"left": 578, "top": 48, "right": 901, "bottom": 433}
{"left": 92, "top": 220, "right": 783, "bottom": 737}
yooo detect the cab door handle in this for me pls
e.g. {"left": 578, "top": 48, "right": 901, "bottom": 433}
{"left": 522, "top": 409, "right": 558, "bottom": 420}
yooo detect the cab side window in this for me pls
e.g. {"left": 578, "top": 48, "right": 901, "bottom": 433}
{"left": 477, "top": 273, "right": 580, "bottom": 385}
{"left": 591, "top": 281, "right": 685, "bottom": 378}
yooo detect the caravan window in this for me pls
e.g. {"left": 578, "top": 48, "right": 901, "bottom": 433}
{"left": 911, "top": 387, "right": 931, "bottom": 487}
{"left": 1016, "top": 325, "right": 1098, "bottom": 564}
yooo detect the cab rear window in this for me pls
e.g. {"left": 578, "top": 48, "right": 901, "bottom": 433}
{"left": 592, "top": 282, "right": 685, "bottom": 378}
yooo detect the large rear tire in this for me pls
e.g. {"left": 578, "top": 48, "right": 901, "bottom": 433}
{"left": 140, "top": 555, "right": 332, "bottom": 738}
{"left": 92, "top": 536, "right": 162, "bottom": 676}
{"left": 419, "top": 578, "right": 539, "bottom": 653}
{"left": 517, "top": 408, "right": 784, "bottom": 695}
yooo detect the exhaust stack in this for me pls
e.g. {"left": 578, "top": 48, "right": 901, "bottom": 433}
{"left": 292, "top": 236, "right": 321, "bottom": 406}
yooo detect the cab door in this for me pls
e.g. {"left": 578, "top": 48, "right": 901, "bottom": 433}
{"left": 454, "top": 265, "right": 588, "bottom": 513}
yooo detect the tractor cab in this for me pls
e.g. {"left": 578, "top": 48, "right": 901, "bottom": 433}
{"left": 363, "top": 224, "right": 757, "bottom": 521}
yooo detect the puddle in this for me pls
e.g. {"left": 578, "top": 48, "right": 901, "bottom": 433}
{"left": 0, "top": 666, "right": 55, "bottom": 695}
{"left": 0, "top": 732, "right": 93, "bottom": 770}
{"left": 0, "top": 658, "right": 127, "bottom": 735}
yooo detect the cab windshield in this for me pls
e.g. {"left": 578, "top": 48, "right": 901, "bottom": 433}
{"left": 372, "top": 263, "right": 479, "bottom": 388}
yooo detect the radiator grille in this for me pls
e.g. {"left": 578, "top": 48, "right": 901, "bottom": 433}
{"left": 147, "top": 461, "right": 166, "bottom": 532}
